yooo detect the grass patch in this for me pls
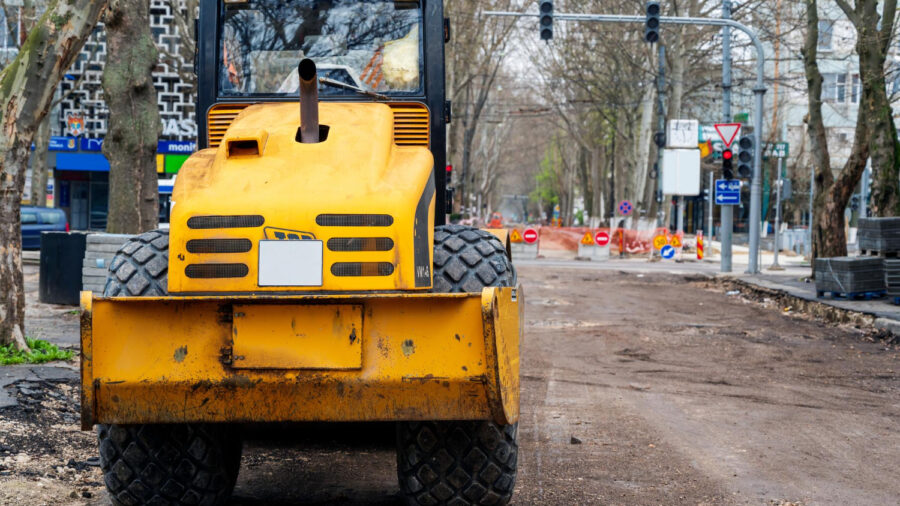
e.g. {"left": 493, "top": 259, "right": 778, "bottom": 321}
{"left": 0, "top": 338, "right": 74, "bottom": 365}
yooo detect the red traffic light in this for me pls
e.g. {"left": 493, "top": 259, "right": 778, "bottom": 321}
{"left": 446, "top": 164, "right": 452, "bottom": 173}
{"left": 722, "top": 149, "right": 733, "bottom": 160}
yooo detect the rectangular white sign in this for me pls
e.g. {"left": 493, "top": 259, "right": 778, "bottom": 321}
{"left": 667, "top": 119, "right": 699, "bottom": 149}
{"left": 662, "top": 148, "right": 701, "bottom": 196}
{"left": 258, "top": 240, "right": 323, "bottom": 287}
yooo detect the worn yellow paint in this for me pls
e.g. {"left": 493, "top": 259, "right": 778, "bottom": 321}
{"left": 79, "top": 291, "right": 93, "bottom": 430}
{"left": 80, "top": 287, "right": 520, "bottom": 428}
{"left": 232, "top": 303, "right": 363, "bottom": 369}
{"left": 169, "top": 102, "right": 434, "bottom": 294}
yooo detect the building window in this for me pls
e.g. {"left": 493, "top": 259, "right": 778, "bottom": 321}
{"left": 823, "top": 73, "right": 838, "bottom": 102}
{"left": 823, "top": 72, "right": 859, "bottom": 104}
{"left": 836, "top": 73, "right": 847, "bottom": 102}
{"left": 818, "top": 20, "right": 833, "bottom": 50}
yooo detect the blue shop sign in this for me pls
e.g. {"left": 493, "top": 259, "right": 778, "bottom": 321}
{"left": 48, "top": 136, "right": 78, "bottom": 152}
{"left": 80, "top": 137, "right": 104, "bottom": 152}
{"left": 158, "top": 140, "right": 196, "bottom": 154}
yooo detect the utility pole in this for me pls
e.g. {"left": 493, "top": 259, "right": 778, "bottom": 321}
{"left": 770, "top": 155, "right": 784, "bottom": 270}
{"left": 707, "top": 171, "right": 714, "bottom": 240}
{"left": 808, "top": 164, "right": 814, "bottom": 258}
{"left": 720, "top": 0, "right": 733, "bottom": 273}
{"left": 656, "top": 44, "right": 666, "bottom": 227}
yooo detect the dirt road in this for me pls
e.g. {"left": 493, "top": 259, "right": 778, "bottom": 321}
{"left": 1, "top": 265, "right": 898, "bottom": 505}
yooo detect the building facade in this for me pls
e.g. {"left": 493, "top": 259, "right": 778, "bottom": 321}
{"left": 25, "top": 0, "right": 196, "bottom": 230}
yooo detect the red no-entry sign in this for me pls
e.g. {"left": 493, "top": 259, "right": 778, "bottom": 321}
{"left": 594, "top": 231, "right": 610, "bottom": 246}
{"left": 523, "top": 228, "right": 538, "bottom": 244}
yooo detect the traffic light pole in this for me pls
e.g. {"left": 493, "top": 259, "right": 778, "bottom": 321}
{"left": 486, "top": 9, "right": 767, "bottom": 273}
{"left": 720, "top": 0, "right": 733, "bottom": 273}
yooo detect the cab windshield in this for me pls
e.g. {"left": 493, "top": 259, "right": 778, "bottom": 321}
{"left": 219, "top": 0, "right": 423, "bottom": 97}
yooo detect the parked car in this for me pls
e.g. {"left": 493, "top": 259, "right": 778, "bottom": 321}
{"left": 21, "top": 206, "right": 68, "bottom": 249}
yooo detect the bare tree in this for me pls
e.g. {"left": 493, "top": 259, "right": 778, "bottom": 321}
{"left": 833, "top": 0, "right": 899, "bottom": 216}
{"left": 103, "top": 0, "right": 161, "bottom": 233}
{"left": 445, "top": 0, "right": 518, "bottom": 216}
{"left": 801, "top": 0, "right": 869, "bottom": 263}
{"left": 0, "top": 0, "right": 106, "bottom": 349}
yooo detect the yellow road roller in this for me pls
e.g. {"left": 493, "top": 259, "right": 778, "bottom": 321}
{"left": 80, "top": 1, "right": 522, "bottom": 504}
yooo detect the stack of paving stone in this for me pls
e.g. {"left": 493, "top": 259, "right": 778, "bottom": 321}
{"left": 814, "top": 256, "right": 885, "bottom": 299}
{"left": 884, "top": 259, "right": 900, "bottom": 303}
{"left": 81, "top": 233, "right": 132, "bottom": 294}
{"left": 858, "top": 217, "right": 900, "bottom": 254}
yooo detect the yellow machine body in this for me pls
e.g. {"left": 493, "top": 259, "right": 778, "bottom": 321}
{"left": 169, "top": 101, "right": 436, "bottom": 293}
{"left": 80, "top": 287, "right": 521, "bottom": 429}
{"left": 80, "top": 100, "right": 522, "bottom": 429}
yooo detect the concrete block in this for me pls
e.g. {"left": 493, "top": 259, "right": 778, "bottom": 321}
{"left": 577, "top": 243, "right": 610, "bottom": 261}
{"left": 511, "top": 242, "right": 538, "bottom": 260}
{"left": 82, "top": 266, "right": 108, "bottom": 278}
{"left": 87, "top": 233, "right": 133, "bottom": 245}
{"left": 85, "top": 243, "right": 127, "bottom": 254}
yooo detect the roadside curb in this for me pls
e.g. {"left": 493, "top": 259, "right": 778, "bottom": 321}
{"left": 723, "top": 276, "right": 899, "bottom": 333}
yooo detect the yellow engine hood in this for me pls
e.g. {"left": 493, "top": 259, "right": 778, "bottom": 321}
{"left": 169, "top": 102, "right": 435, "bottom": 293}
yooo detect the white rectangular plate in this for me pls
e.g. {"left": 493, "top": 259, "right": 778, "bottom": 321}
{"left": 258, "top": 240, "right": 323, "bottom": 287}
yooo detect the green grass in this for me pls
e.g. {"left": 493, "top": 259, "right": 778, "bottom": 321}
{"left": 0, "top": 338, "right": 74, "bottom": 365}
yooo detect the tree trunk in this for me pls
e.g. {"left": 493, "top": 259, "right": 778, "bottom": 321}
{"left": 30, "top": 114, "right": 51, "bottom": 207}
{"left": 855, "top": 7, "right": 900, "bottom": 216}
{"left": 0, "top": 0, "right": 107, "bottom": 349}
{"left": 803, "top": 0, "right": 870, "bottom": 267}
{"left": 633, "top": 84, "right": 655, "bottom": 214}
{"left": 102, "top": 0, "right": 161, "bottom": 234}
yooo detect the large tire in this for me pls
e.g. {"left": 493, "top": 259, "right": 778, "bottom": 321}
{"left": 431, "top": 224, "right": 516, "bottom": 293}
{"left": 103, "top": 229, "right": 169, "bottom": 296}
{"left": 98, "top": 230, "right": 242, "bottom": 506}
{"left": 396, "top": 225, "right": 519, "bottom": 506}
{"left": 98, "top": 424, "right": 242, "bottom": 506}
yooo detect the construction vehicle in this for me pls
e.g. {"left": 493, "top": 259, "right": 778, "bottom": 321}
{"left": 80, "top": 1, "right": 522, "bottom": 505}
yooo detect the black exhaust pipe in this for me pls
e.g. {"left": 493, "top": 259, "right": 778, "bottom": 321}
{"left": 298, "top": 58, "right": 319, "bottom": 143}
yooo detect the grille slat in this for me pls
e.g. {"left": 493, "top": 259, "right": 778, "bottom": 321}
{"left": 388, "top": 103, "right": 429, "bottom": 147}
{"left": 316, "top": 214, "right": 393, "bottom": 227}
{"left": 186, "top": 239, "right": 252, "bottom": 254}
{"left": 207, "top": 104, "right": 251, "bottom": 148}
{"left": 327, "top": 237, "right": 394, "bottom": 252}
{"left": 331, "top": 262, "right": 395, "bottom": 277}
{"left": 185, "top": 263, "right": 249, "bottom": 279}
{"left": 187, "top": 215, "right": 265, "bottom": 229}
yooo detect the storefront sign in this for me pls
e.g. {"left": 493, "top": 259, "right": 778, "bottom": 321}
{"left": 80, "top": 137, "right": 104, "bottom": 152}
{"left": 48, "top": 136, "right": 78, "bottom": 152}
{"left": 157, "top": 140, "right": 197, "bottom": 154}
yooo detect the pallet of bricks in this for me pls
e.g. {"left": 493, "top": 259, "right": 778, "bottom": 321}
{"left": 81, "top": 234, "right": 132, "bottom": 294}
{"left": 858, "top": 217, "right": 900, "bottom": 303}
{"left": 814, "top": 256, "right": 885, "bottom": 300}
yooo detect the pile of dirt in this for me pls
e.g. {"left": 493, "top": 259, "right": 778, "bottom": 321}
{"left": 0, "top": 376, "right": 105, "bottom": 505}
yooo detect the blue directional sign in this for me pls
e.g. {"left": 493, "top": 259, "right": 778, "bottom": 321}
{"left": 714, "top": 179, "right": 741, "bottom": 205}
{"left": 660, "top": 245, "right": 676, "bottom": 259}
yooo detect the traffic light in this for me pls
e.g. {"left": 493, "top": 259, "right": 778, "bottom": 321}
{"left": 722, "top": 148, "right": 734, "bottom": 179}
{"left": 850, "top": 194, "right": 860, "bottom": 211}
{"left": 737, "top": 135, "right": 753, "bottom": 178}
{"left": 653, "top": 131, "right": 665, "bottom": 148}
{"left": 644, "top": 1, "right": 660, "bottom": 43}
{"left": 539, "top": 0, "right": 553, "bottom": 40}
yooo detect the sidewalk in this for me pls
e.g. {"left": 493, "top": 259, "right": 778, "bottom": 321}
{"left": 734, "top": 267, "right": 900, "bottom": 332}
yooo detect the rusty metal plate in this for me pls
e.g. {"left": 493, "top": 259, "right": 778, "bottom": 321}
{"left": 232, "top": 304, "right": 362, "bottom": 369}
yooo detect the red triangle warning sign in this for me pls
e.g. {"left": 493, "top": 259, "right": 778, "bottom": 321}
{"left": 714, "top": 123, "right": 742, "bottom": 147}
